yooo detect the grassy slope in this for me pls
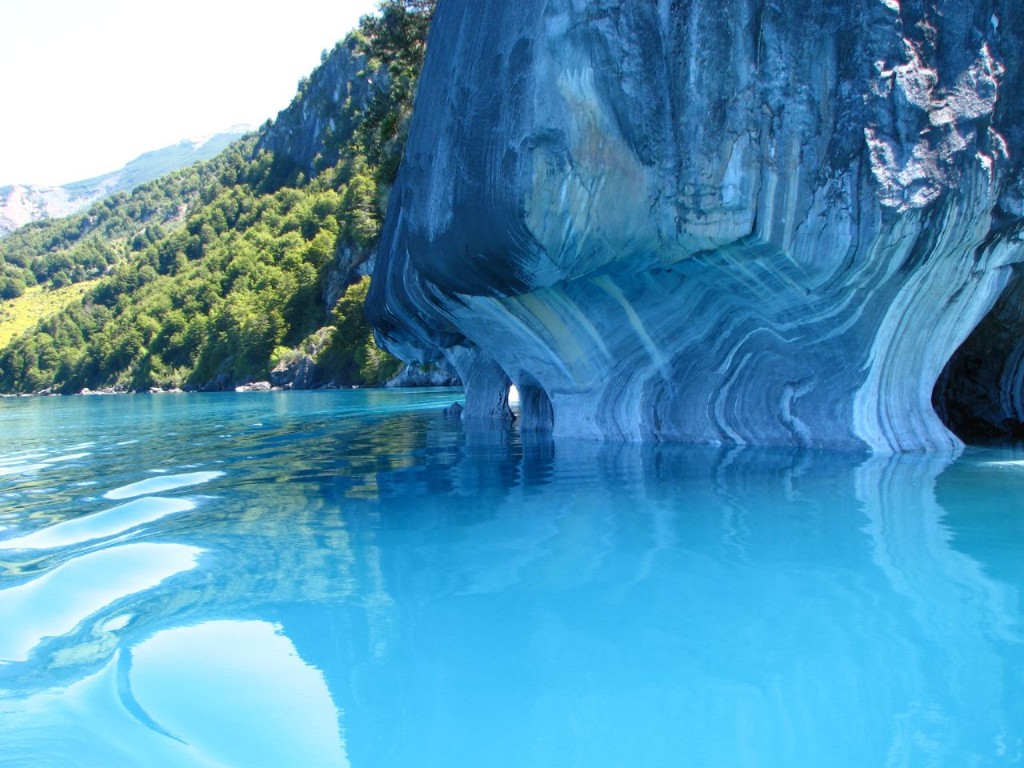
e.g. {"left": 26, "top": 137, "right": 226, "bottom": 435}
{"left": 0, "top": 1, "right": 436, "bottom": 394}
{"left": 0, "top": 282, "right": 99, "bottom": 350}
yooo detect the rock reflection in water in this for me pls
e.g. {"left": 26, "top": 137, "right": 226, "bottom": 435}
{"left": 337, "top": 429, "right": 1023, "bottom": 767}
{"left": 0, "top": 394, "right": 1020, "bottom": 767}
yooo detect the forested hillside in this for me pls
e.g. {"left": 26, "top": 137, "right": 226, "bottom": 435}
{"left": 0, "top": 130, "right": 245, "bottom": 239}
{"left": 0, "top": 0, "right": 436, "bottom": 394}
{"left": 0, "top": 154, "right": 234, "bottom": 297}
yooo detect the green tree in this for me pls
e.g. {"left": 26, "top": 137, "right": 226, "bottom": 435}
{"left": 0, "top": 1, "right": 435, "bottom": 394}
{"left": 318, "top": 276, "right": 401, "bottom": 385}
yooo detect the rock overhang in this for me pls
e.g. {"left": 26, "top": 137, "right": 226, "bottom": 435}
{"left": 368, "top": 0, "right": 1024, "bottom": 453}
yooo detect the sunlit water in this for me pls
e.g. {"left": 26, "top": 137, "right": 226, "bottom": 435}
{"left": 0, "top": 389, "right": 1022, "bottom": 767}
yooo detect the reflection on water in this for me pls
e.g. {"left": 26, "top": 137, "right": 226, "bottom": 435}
{"left": 128, "top": 620, "right": 348, "bottom": 766}
{"left": 0, "top": 543, "right": 200, "bottom": 663}
{"left": 103, "top": 472, "right": 224, "bottom": 501}
{"left": 0, "top": 391, "right": 1022, "bottom": 766}
{"left": 0, "top": 497, "right": 195, "bottom": 551}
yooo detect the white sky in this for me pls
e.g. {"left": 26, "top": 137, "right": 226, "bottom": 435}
{"left": 0, "top": 0, "right": 380, "bottom": 187}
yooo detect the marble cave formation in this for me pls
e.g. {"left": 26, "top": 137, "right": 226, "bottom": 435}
{"left": 368, "top": 0, "right": 1024, "bottom": 452}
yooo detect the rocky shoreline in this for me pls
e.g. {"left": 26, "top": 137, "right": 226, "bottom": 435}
{"left": 0, "top": 361, "right": 462, "bottom": 398}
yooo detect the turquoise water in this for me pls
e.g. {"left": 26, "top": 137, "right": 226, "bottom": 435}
{"left": 0, "top": 389, "right": 1022, "bottom": 767}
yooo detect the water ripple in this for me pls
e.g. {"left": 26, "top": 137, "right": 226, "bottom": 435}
{"left": 103, "top": 472, "right": 225, "bottom": 501}
{"left": 0, "top": 543, "right": 201, "bottom": 663}
{"left": 0, "top": 497, "right": 196, "bottom": 551}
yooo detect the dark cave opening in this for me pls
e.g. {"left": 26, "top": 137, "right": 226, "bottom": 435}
{"left": 933, "top": 272, "right": 1024, "bottom": 444}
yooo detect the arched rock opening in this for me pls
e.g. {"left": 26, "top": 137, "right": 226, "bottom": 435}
{"left": 934, "top": 270, "right": 1024, "bottom": 442}
{"left": 516, "top": 384, "right": 554, "bottom": 432}
{"left": 447, "top": 347, "right": 514, "bottom": 424}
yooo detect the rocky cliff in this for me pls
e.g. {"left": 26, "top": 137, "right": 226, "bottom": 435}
{"left": 368, "top": 0, "right": 1024, "bottom": 452}
{"left": 256, "top": 36, "right": 390, "bottom": 306}
{"left": 256, "top": 37, "right": 385, "bottom": 182}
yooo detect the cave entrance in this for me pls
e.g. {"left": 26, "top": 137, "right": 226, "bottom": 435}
{"left": 933, "top": 346, "right": 1024, "bottom": 443}
{"left": 511, "top": 383, "right": 554, "bottom": 432}
{"left": 932, "top": 277, "right": 1024, "bottom": 443}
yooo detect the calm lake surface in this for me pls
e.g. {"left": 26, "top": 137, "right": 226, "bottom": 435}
{"left": 0, "top": 389, "right": 1022, "bottom": 767}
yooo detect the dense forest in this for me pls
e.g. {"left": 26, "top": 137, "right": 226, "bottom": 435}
{"left": 0, "top": 0, "right": 437, "bottom": 394}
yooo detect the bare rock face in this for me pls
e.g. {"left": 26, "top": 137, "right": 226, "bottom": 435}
{"left": 368, "top": 0, "right": 1024, "bottom": 452}
{"left": 257, "top": 37, "right": 385, "bottom": 182}
{"left": 270, "top": 354, "right": 318, "bottom": 390}
{"left": 255, "top": 38, "right": 383, "bottom": 308}
{"left": 0, "top": 185, "right": 85, "bottom": 237}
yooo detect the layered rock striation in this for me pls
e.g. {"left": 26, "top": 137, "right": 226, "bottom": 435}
{"left": 368, "top": 0, "right": 1024, "bottom": 452}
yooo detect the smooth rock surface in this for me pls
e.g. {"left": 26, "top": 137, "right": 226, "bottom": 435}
{"left": 369, "top": 0, "right": 1024, "bottom": 452}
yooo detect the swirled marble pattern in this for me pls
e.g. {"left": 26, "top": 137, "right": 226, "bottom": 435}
{"left": 369, "top": 0, "right": 1024, "bottom": 452}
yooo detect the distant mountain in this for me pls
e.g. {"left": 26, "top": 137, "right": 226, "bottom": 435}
{"left": 0, "top": 0, "right": 438, "bottom": 395}
{"left": 0, "top": 130, "right": 248, "bottom": 237}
